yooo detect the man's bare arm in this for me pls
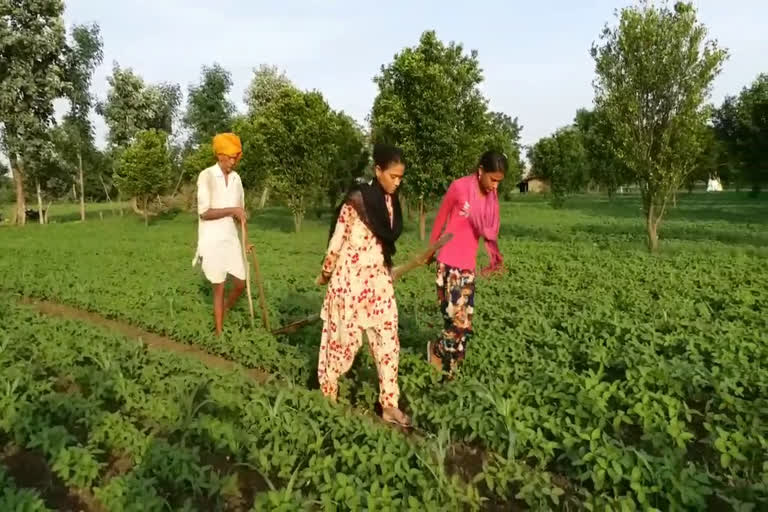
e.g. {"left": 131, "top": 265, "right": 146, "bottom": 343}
{"left": 200, "top": 207, "right": 246, "bottom": 222}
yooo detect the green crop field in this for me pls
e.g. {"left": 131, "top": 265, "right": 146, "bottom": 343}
{"left": 1, "top": 192, "right": 767, "bottom": 511}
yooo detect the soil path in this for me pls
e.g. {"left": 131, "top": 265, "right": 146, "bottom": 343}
{"left": 20, "top": 297, "right": 272, "bottom": 384}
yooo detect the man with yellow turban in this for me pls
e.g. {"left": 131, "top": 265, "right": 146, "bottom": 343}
{"left": 192, "top": 133, "right": 252, "bottom": 335}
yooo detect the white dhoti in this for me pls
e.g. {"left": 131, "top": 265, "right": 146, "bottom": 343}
{"left": 196, "top": 238, "right": 246, "bottom": 284}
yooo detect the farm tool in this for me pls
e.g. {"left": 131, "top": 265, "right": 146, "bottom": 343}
{"left": 271, "top": 233, "right": 453, "bottom": 335}
{"left": 241, "top": 222, "right": 271, "bottom": 330}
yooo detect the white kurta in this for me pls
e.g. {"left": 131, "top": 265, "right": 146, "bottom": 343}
{"left": 192, "top": 164, "right": 246, "bottom": 284}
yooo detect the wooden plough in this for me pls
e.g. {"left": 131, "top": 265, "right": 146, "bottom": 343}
{"left": 271, "top": 233, "right": 453, "bottom": 335}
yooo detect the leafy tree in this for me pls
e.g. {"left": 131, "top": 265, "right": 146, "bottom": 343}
{"left": 737, "top": 74, "right": 768, "bottom": 193}
{"left": 684, "top": 124, "right": 725, "bottom": 192}
{"left": 240, "top": 65, "right": 296, "bottom": 208}
{"left": 244, "top": 64, "right": 294, "bottom": 115}
{"left": 370, "top": 30, "right": 489, "bottom": 239}
{"left": 713, "top": 74, "right": 768, "bottom": 195}
{"left": 574, "top": 107, "right": 632, "bottom": 197}
{"left": 247, "top": 87, "right": 335, "bottom": 232}
{"left": 113, "top": 129, "right": 172, "bottom": 226}
{"left": 232, "top": 115, "right": 269, "bottom": 207}
{"left": 181, "top": 142, "right": 215, "bottom": 179}
{"left": 0, "top": 0, "right": 69, "bottom": 225}
{"left": 183, "top": 63, "right": 235, "bottom": 146}
{"left": 528, "top": 127, "right": 589, "bottom": 207}
{"left": 591, "top": 1, "right": 727, "bottom": 251}
{"left": 53, "top": 120, "right": 114, "bottom": 202}
{"left": 324, "top": 112, "right": 369, "bottom": 211}
{"left": 63, "top": 23, "right": 103, "bottom": 221}
{"left": 97, "top": 65, "right": 181, "bottom": 149}
{"left": 483, "top": 111, "right": 524, "bottom": 199}
{"left": 28, "top": 128, "right": 72, "bottom": 222}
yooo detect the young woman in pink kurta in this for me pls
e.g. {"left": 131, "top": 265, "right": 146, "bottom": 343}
{"left": 428, "top": 151, "right": 508, "bottom": 378}
{"left": 316, "top": 144, "right": 410, "bottom": 427}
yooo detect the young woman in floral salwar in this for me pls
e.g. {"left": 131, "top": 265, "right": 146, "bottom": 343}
{"left": 428, "top": 151, "right": 508, "bottom": 379}
{"left": 316, "top": 144, "right": 411, "bottom": 427}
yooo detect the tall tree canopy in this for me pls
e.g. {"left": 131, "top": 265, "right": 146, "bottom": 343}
{"left": 713, "top": 74, "right": 768, "bottom": 195}
{"left": 528, "top": 127, "right": 589, "bottom": 207}
{"left": 183, "top": 63, "right": 235, "bottom": 146}
{"left": 113, "top": 129, "right": 173, "bottom": 226}
{"left": 246, "top": 86, "right": 336, "bottom": 232}
{"left": 234, "top": 65, "right": 297, "bottom": 207}
{"left": 370, "top": 30, "right": 490, "bottom": 239}
{"left": 63, "top": 22, "right": 103, "bottom": 221}
{"left": 591, "top": 1, "right": 727, "bottom": 251}
{"left": 97, "top": 65, "right": 181, "bottom": 149}
{"left": 483, "top": 111, "right": 524, "bottom": 198}
{"left": 323, "top": 112, "right": 369, "bottom": 211}
{"left": 0, "top": 0, "right": 69, "bottom": 225}
{"left": 244, "top": 64, "right": 294, "bottom": 116}
{"left": 573, "top": 107, "right": 632, "bottom": 197}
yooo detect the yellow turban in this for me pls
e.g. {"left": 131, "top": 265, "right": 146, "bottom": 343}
{"left": 212, "top": 133, "right": 242, "bottom": 157}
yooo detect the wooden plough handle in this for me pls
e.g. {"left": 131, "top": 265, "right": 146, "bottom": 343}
{"left": 271, "top": 233, "right": 453, "bottom": 335}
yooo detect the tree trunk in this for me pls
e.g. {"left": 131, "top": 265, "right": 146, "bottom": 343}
{"left": 259, "top": 186, "right": 269, "bottom": 209}
{"left": 131, "top": 197, "right": 141, "bottom": 215}
{"left": 418, "top": 199, "right": 427, "bottom": 241}
{"left": 36, "top": 180, "right": 45, "bottom": 225}
{"left": 646, "top": 205, "right": 659, "bottom": 253}
{"left": 143, "top": 196, "right": 149, "bottom": 227}
{"left": 72, "top": 182, "right": 77, "bottom": 201}
{"left": 293, "top": 211, "right": 303, "bottom": 232}
{"left": 11, "top": 156, "right": 26, "bottom": 226}
{"left": 99, "top": 174, "right": 114, "bottom": 212}
{"left": 132, "top": 196, "right": 155, "bottom": 218}
{"left": 78, "top": 150, "right": 86, "bottom": 221}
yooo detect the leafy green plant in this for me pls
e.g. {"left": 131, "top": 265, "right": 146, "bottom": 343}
{"left": 1, "top": 192, "right": 767, "bottom": 509}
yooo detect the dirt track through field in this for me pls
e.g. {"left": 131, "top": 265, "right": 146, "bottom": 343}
{"left": 20, "top": 297, "right": 272, "bottom": 384}
{"left": 20, "top": 297, "right": 438, "bottom": 432}
{"left": 17, "top": 296, "right": 417, "bottom": 433}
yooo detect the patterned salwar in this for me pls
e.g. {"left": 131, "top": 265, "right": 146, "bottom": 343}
{"left": 318, "top": 197, "right": 400, "bottom": 408}
{"left": 429, "top": 263, "right": 476, "bottom": 376}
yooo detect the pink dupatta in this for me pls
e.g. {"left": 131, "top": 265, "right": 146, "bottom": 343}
{"left": 466, "top": 174, "right": 503, "bottom": 274}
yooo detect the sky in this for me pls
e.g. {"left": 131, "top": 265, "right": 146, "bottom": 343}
{"left": 50, "top": 0, "right": 768, "bottom": 150}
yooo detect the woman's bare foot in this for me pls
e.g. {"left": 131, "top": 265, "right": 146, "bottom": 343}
{"left": 381, "top": 407, "right": 411, "bottom": 427}
{"left": 427, "top": 341, "right": 443, "bottom": 373}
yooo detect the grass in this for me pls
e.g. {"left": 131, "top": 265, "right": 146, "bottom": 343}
{"left": 1, "top": 200, "right": 130, "bottom": 224}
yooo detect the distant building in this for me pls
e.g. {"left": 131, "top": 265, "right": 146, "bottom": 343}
{"left": 517, "top": 176, "right": 551, "bottom": 194}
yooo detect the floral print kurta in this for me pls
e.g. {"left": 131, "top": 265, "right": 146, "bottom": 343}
{"left": 318, "top": 196, "right": 400, "bottom": 408}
